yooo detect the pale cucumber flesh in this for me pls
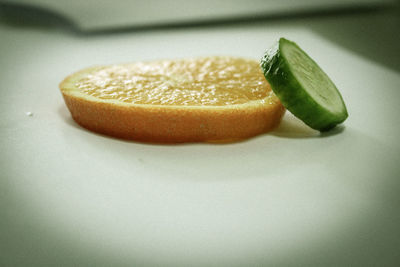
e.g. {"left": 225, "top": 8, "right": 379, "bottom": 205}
{"left": 261, "top": 38, "right": 348, "bottom": 131}
{"left": 281, "top": 41, "right": 344, "bottom": 115}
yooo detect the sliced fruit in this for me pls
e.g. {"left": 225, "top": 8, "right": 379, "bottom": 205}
{"left": 261, "top": 38, "right": 348, "bottom": 131}
{"left": 60, "top": 57, "right": 285, "bottom": 143}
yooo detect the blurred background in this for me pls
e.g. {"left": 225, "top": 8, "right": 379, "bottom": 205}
{"left": 1, "top": 0, "right": 396, "bottom": 31}
{"left": 1, "top": 0, "right": 399, "bottom": 70}
{"left": 1, "top": 0, "right": 399, "bottom": 267}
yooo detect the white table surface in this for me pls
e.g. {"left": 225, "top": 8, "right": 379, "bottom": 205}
{"left": 1, "top": 6, "right": 400, "bottom": 267}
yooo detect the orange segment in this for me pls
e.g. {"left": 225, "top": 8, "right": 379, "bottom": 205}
{"left": 76, "top": 57, "right": 272, "bottom": 106}
{"left": 60, "top": 57, "right": 285, "bottom": 143}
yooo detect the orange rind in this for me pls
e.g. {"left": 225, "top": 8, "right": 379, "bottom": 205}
{"left": 60, "top": 57, "right": 285, "bottom": 143}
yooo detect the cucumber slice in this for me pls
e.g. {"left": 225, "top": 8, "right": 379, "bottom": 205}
{"left": 261, "top": 38, "right": 348, "bottom": 131}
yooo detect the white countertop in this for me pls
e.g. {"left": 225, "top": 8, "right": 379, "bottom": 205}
{"left": 1, "top": 5, "right": 400, "bottom": 266}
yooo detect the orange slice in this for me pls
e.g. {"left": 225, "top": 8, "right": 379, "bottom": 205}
{"left": 60, "top": 57, "right": 285, "bottom": 143}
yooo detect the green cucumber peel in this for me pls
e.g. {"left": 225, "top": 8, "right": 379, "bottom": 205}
{"left": 261, "top": 38, "right": 348, "bottom": 131}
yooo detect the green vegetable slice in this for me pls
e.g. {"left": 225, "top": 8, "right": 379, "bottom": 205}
{"left": 261, "top": 38, "right": 348, "bottom": 131}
